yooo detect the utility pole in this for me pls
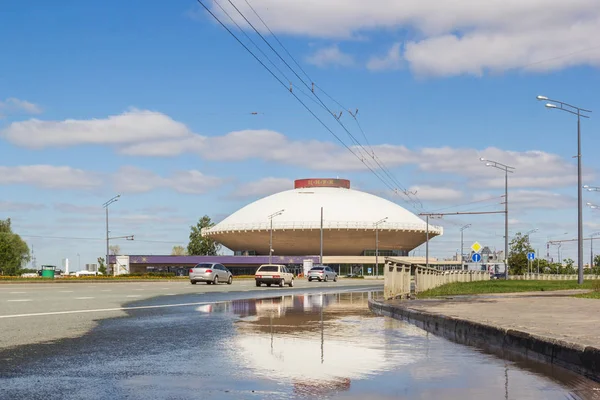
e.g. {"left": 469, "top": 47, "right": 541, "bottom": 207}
{"left": 103, "top": 195, "right": 120, "bottom": 276}
{"left": 374, "top": 217, "right": 388, "bottom": 277}
{"left": 268, "top": 209, "right": 284, "bottom": 265}
{"left": 460, "top": 224, "right": 471, "bottom": 263}
{"left": 320, "top": 207, "right": 323, "bottom": 265}
{"left": 419, "top": 210, "right": 504, "bottom": 270}
{"left": 537, "top": 95, "right": 591, "bottom": 284}
{"left": 480, "top": 158, "right": 515, "bottom": 279}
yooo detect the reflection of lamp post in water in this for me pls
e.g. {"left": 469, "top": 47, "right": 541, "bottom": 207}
{"left": 320, "top": 302, "right": 324, "bottom": 364}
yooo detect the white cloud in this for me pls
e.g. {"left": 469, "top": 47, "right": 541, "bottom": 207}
{"left": 367, "top": 43, "right": 403, "bottom": 71}
{"left": 113, "top": 166, "right": 224, "bottom": 194}
{"left": 54, "top": 203, "right": 101, "bottom": 214}
{"left": 230, "top": 177, "right": 294, "bottom": 199}
{"left": 1, "top": 108, "right": 191, "bottom": 148}
{"left": 408, "top": 185, "right": 463, "bottom": 202}
{"left": 0, "top": 201, "right": 46, "bottom": 212}
{"left": 204, "top": 0, "right": 600, "bottom": 76}
{"left": 0, "top": 165, "right": 102, "bottom": 189}
{"left": 0, "top": 98, "right": 42, "bottom": 117}
{"left": 306, "top": 45, "right": 355, "bottom": 68}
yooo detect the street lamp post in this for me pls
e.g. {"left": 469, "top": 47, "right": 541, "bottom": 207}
{"left": 590, "top": 232, "right": 600, "bottom": 270}
{"left": 480, "top": 158, "right": 515, "bottom": 279}
{"left": 537, "top": 95, "right": 592, "bottom": 285}
{"left": 102, "top": 195, "right": 121, "bottom": 276}
{"left": 524, "top": 228, "right": 538, "bottom": 274}
{"left": 374, "top": 217, "right": 388, "bottom": 277}
{"left": 268, "top": 209, "right": 285, "bottom": 265}
{"left": 460, "top": 224, "right": 471, "bottom": 263}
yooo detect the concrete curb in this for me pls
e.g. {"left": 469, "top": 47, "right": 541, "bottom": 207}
{"left": 369, "top": 299, "right": 600, "bottom": 382}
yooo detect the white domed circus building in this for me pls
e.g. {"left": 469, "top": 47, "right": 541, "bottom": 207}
{"left": 113, "top": 179, "right": 452, "bottom": 276}
{"left": 203, "top": 178, "right": 442, "bottom": 258}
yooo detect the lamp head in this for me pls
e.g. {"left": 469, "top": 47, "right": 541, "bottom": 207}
{"left": 545, "top": 103, "right": 557, "bottom": 109}
{"left": 536, "top": 95, "right": 548, "bottom": 101}
{"left": 479, "top": 157, "right": 486, "bottom": 161}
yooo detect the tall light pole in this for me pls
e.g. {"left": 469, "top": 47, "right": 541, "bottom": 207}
{"left": 589, "top": 232, "right": 600, "bottom": 270}
{"left": 460, "top": 224, "right": 471, "bottom": 263}
{"left": 103, "top": 195, "right": 120, "bottom": 276}
{"left": 268, "top": 209, "right": 284, "bottom": 265}
{"left": 480, "top": 158, "right": 515, "bottom": 279}
{"left": 537, "top": 95, "right": 592, "bottom": 285}
{"left": 374, "top": 217, "right": 388, "bottom": 277}
{"left": 524, "top": 228, "right": 538, "bottom": 274}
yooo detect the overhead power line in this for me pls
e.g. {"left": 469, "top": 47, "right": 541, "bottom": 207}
{"left": 200, "top": 0, "right": 421, "bottom": 208}
{"left": 197, "top": 0, "right": 418, "bottom": 205}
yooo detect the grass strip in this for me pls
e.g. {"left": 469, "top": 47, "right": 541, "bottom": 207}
{"left": 417, "top": 280, "right": 597, "bottom": 298}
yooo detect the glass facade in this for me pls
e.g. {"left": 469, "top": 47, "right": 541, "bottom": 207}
{"left": 361, "top": 249, "right": 408, "bottom": 257}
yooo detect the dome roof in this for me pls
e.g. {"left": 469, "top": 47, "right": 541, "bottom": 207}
{"left": 207, "top": 187, "right": 442, "bottom": 234}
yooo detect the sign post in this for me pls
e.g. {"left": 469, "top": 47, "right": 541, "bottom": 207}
{"left": 527, "top": 252, "right": 535, "bottom": 275}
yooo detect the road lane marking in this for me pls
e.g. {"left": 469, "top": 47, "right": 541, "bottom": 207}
{"left": 126, "top": 295, "right": 141, "bottom": 298}
{"left": 100, "top": 289, "right": 112, "bottom": 292}
{"left": 75, "top": 297, "right": 94, "bottom": 300}
{"left": 0, "top": 300, "right": 213, "bottom": 319}
{"left": 59, "top": 291, "right": 74, "bottom": 293}
{"left": 7, "top": 299, "right": 32, "bottom": 302}
{"left": 9, "top": 292, "right": 27, "bottom": 294}
{"left": 134, "top": 289, "right": 145, "bottom": 291}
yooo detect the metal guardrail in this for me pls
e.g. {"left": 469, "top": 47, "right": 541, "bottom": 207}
{"left": 384, "top": 257, "right": 490, "bottom": 299}
{"left": 203, "top": 221, "right": 443, "bottom": 234}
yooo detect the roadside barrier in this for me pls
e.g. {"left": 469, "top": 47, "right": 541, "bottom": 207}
{"left": 383, "top": 257, "right": 489, "bottom": 299}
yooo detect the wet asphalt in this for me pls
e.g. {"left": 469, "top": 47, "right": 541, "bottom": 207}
{"left": 1, "top": 287, "right": 599, "bottom": 400}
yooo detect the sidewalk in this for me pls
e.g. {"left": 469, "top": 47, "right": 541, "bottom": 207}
{"left": 369, "top": 290, "right": 600, "bottom": 380}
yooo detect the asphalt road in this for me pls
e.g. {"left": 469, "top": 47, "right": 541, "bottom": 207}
{"left": 1, "top": 284, "right": 596, "bottom": 400}
{"left": 0, "top": 279, "right": 382, "bottom": 350}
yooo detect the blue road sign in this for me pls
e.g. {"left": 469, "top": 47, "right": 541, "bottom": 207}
{"left": 527, "top": 252, "right": 536, "bottom": 261}
{"left": 472, "top": 253, "right": 481, "bottom": 262}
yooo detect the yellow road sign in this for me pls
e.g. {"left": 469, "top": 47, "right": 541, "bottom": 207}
{"left": 471, "top": 241, "right": 482, "bottom": 253}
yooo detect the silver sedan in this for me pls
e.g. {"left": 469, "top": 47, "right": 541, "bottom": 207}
{"left": 190, "top": 263, "right": 233, "bottom": 285}
{"left": 307, "top": 266, "right": 337, "bottom": 282}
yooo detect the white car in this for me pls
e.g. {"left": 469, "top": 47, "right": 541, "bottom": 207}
{"left": 20, "top": 273, "right": 39, "bottom": 278}
{"left": 75, "top": 271, "right": 102, "bottom": 277}
{"left": 255, "top": 264, "right": 294, "bottom": 287}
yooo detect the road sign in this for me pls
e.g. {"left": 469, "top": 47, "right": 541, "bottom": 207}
{"left": 367, "top": 267, "right": 372, "bottom": 274}
{"left": 527, "top": 252, "right": 536, "bottom": 261}
{"left": 472, "top": 253, "right": 482, "bottom": 262}
{"left": 471, "top": 242, "right": 482, "bottom": 253}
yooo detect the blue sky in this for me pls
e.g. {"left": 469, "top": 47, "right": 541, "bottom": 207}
{"left": 1, "top": 0, "right": 599, "bottom": 269}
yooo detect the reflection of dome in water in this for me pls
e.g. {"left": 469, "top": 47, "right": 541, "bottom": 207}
{"left": 233, "top": 316, "right": 423, "bottom": 386}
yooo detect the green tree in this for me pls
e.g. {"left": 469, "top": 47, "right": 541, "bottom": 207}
{"left": 187, "top": 216, "right": 221, "bottom": 256}
{"left": 109, "top": 244, "right": 121, "bottom": 255}
{"left": 97, "top": 257, "right": 107, "bottom": 275}
{"left": 0, "top": 218, "right": 31, "bottom": 276}
{"left": 507, "top": 232, "right": 534, "bottom": 275}
{"left": 171, "top": 245, "right": 188, "bottom": 256}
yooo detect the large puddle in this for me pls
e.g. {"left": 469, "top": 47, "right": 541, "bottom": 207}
{"left": 1, "top": 290, "right": 599, "bottom": 399}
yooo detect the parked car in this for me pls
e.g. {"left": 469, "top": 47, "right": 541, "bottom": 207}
{"left": 75, "top": 270, "right": 102, "bottom": 277}
{"left": 307, "top": 266, "right": 337, "bottom": 282}
{"left": 189, "top": 263, "right": 233, "bottom": 285}
{"left": 255, "top": 264, "right": 294, "bottom": 287}
{"left": 20, "top": 272, "right": 38, "bottom": 278}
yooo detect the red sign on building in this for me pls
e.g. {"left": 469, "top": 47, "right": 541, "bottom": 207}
{"left": 294, "top": 179, "right": 351, "bottom": 189}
